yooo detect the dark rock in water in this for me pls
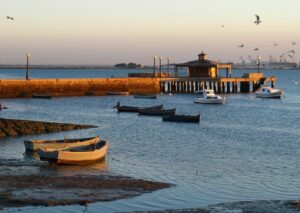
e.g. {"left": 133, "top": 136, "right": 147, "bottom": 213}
{"left": 0, "top": 118, "right": 97, "bottom": 138}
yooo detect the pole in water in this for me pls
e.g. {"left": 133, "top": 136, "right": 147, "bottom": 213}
{"left": 26, "top": 53, "right": 30, "bottom": 80}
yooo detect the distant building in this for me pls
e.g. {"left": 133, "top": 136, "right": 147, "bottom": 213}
{"left": 175, "top": 52, "right": 232, "bottom": 78}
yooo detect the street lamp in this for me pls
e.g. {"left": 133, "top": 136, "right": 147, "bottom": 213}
{"left": 153, "top": 56, "right": 157, "bottom": 77}
{"left": 167, "top": 57, "right": 170, "bottom": 74}
{"left": 159, "top": 56, "right": 163, "bottom": 77}
{"left": 26, "top": 53, "right": 30, "bottom": 80}
{"left": 256, "top": 56, "right": 261, "bottom": 73}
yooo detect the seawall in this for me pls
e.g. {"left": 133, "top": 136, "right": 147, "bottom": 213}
{"left": 0, "top": 78, "right": 161, "bottom": 98}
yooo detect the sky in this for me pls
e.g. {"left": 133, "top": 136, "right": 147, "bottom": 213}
{"left": 0, "top": 0, "right": 300, "bottom": 65}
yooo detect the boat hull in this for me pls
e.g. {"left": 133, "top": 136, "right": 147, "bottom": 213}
{"left": 134, "top": 94, "right": 157, "bottom": 99}
{"left": 24, "top": 136, "right": 100, "bottom": 151}
{"left": 256, "top": 91, "right": 283, "bottom": 98}
{"left": 139, "top": 108, "right": 176, "bottom": 116}
{"left": 38, "top": 140, "right": 108, "bottom": 165}
{"left": 194, "top": 98, "right": 225, "bottom": 104}
{"left": 116, "top": 104, "right": 163, "bottom": 113}
{"left": 162, "top": 114, "right": 200, "bottom": 123}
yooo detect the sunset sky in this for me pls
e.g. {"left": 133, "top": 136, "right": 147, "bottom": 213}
{"left": 1, "top": 0, "right": 299, "bottom": 65}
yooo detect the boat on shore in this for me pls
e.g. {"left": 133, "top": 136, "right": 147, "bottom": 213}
{"left": 255, "top": 86, "right": 284, "bottom": 98}
{"left": 114, "top": 102, "right": 163, "bottom": 112}
{"left": 106, "top": 91, "right": 130, "bottom": 96}
{"left": 162, "top": 114, "right": 200, "bottom": 123}
{"left": 38, "top": 140, "right": 108, "bottom": 164}
{"left": 194, "top": 89, "right": 225, "bottom": 104}
{"left": 139, "top": 108, "right": 176, "bottom": 116}
{"left": 134, "top": 94, "right": 157, "bottom": 99}
{"left": 32, "top": 94, "right": 52, "bottom": 99}
{"left": 24, "top": 136, "right": 100, "bottom": 151}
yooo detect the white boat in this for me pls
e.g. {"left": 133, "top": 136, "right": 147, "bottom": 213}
{"left": 24, "top": 136, "right": 100, "bottom": 151}
{"left": 194, "top": 89, "right": 225, "bottom": 104}
{"left": 38, "top": 140, "right": 108, "bottom": 164}
{"left": 255, "top": 86, "right": 284, "bottom": 98}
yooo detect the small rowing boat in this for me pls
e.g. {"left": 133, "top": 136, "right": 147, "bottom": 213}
{"left": 162, "top": 114, "right": 200, "bottom": 123}
{"left": 114, "top": 102, "right": 163, "bottom": 112}
{"left": 24, "top": 136, "right": 100, "bottom": 151}
{"left": 139, "top": 108, "right": 176, "bottom": 116}
{"left": 134, "top": 94, "right": 157, "bottom": 99}
{"left": 106, "top": 91, "right": 130, "bottom": 96}
{"left": 38, "top": 140, "right": 108, "bottom": 165}
{"left": 32, "top": 94, "right": 52, "bottom": 99}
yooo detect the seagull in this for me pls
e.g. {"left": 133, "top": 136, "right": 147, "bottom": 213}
{"left": 292, "top": 41, "right": 296, "bottom": 45}
{"left": 221, "top": 25, "right": 225, "bottom": 28}
{"left": 6, "top": 16, "right": 14, "bottom": 20}
{"left": 288, "top": 54, "right": 293, "bottom": 58}
{"left": 273, "top": 42, "right": 278, "bottom": 46}
{"left": 254, "top": 48, "right": 259, "bottom": 51}
{"left": 238, "top": 44, "right": 244, "bottom": 48}
{"left": 254, "top": 15, "right": 261, "bottom": 25}
{"left": 289, "top": 49, "right": 295, "bottom": 54}
{"left": 280, "top": 53, "right": 285, "bottom": 57}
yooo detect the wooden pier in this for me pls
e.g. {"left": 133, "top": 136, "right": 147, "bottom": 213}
{"left": 160, "top": 73, "right": 276, "bottom": 94}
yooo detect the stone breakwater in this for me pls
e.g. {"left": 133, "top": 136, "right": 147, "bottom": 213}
{"left": 0, "top": 118, "right": 96, "bottom": 138}
{"left": 0, "top": 78, "right": 161, "bottom": 98}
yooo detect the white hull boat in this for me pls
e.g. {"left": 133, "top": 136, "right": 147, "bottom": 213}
{"left": 38, "top": 140, "right": 108, "bottom": 164}
{"left": 255, "top": 87, "right": 283, "bottom": 98}
{"left": 194, "top": 88, "right": 225, "bottom": 104}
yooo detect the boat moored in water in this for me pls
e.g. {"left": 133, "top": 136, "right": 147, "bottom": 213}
{"left": 134, "top": 94, "right": 157, "bottom": 99}
{"left": 106, "top": 91, "right": 130, "bottom": 96}
{"left": 38, "top": 140, "right": 108, "bottom": 164}
{"left": 255, "top": 86, "right": 284, "bottom": 98}
{"left": 114, "top": 102, "right": 163, "bottom": 112}
{"left": 139, "top": 107, "right": 176, "bottom": 116}
{"left": 32, "top": 94, "right": 52, "bottom": 99}
{"left": 162, "top": 114, "right": 200, "bottom": 123}
{"left": 194, "top": 89, "right": 225, "bottom": 104}
{"left": 24, "top": 136, "right": 100, "bottom": 151}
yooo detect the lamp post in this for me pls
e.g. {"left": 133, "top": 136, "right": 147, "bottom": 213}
{"left": 26, "top": 53, "right": 30, "bottom": 80}
{"left": 167, "top": 57, "right": 170, "bottom": 74}
{"left": 256, "top": 56, "right": 261, "bottom": 73}
{"left": 153, "top": 56, "right": 157, "bottom": 77}
{"left": 159, "top": 56, "right": 163, "bottom": 77}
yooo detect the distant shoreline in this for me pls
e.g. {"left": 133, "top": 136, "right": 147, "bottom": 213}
{"left": 0, "top": 65, "right": 156, "bottom": 70}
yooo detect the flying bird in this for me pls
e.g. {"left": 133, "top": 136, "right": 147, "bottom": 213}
{"left": 289, "top": 49, "right": 295, "bottom": 54}
{"left": 6, "top": 16, "right": 14, "bottom": 20}
{"left": 287, "top": 54, "right": 293, "bottom": 58}
{"left": 238, "top": 44, "right": 244, "bottom": 48}
{"left": 254, "top": 48, "right": 259, "bottom": 51}
{"left": 254, "top": 15, "right": 261, "bottom": 25}
{"left": 273, "top": 42, "right": 278, "bottom": 46}
{"left": 292, "top": 41, "right": 296, "bottom": 45}
{"left": 221, "top": 25, "right": 225, "bottom": 28}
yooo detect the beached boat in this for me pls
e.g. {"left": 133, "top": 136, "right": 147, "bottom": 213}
{"left": 139, "top": 108, "right": 176, "bottom": 116}
{"left": 194, "top": 89, "right": 225, "bottom": 104}
{"left": 255, "top": 86, "right": 284, "bottom": 98}
{"left": 106, "top": 91, "right": 130, "bottom": 96}
{"left": 24, "top": 136, "right": 100, "bottom": 151}
{"left": 134, "top": 94, "right": 157, "bottom": 99}
{"left": 32, "top": 94, "right": 52, "bottom": 99}
{"left": 114, "top": 102, "right": 163, "bottom": 112}
{"left": 38, "top": 140, "right": 108, "bottom": 164}
{"left": 162, "top": 114, "right": 200, "bottom": 123}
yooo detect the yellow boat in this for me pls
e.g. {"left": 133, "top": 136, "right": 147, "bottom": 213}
{"left": 38, "top": 140, "right": 109, "bottom": 165}
{"left": 24, "top": 136, "right": 100, "bottom": 151}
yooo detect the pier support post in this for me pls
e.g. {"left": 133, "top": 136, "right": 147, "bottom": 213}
{"left": 240, "top": 82, "right": 250, "bottom": 93}
{"left": 227, "top": 82, "right": 231, "bottom": 93}
{"left": 233, "top": 82, "right": 238, "bottom": 93}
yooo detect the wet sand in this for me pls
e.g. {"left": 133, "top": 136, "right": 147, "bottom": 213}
{"left": 0, "top": 173, "right": 171, "bottom": 208}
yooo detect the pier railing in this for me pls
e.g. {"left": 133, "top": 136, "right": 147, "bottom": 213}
{"left": 159, "top": 76, "right": 276, "bottom": 94}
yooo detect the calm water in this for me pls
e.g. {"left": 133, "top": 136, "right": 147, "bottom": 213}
{"left": 0, "top": 69, "right": 300, "bottom": 212}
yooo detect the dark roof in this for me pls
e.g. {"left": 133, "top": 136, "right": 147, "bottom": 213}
{"left": 175, "top": 59, "right": 223, "bottom": 68}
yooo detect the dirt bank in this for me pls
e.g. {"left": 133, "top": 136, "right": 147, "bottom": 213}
{"left": 0, "top": 117, "right": 96, "bottom": 138}
{"left": 0, "top": 174, "right": 171, "bottom": 208}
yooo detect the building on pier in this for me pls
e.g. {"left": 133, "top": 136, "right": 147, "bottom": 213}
{"left": 175, "top": 52, "right": 232, "bottom": 78}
